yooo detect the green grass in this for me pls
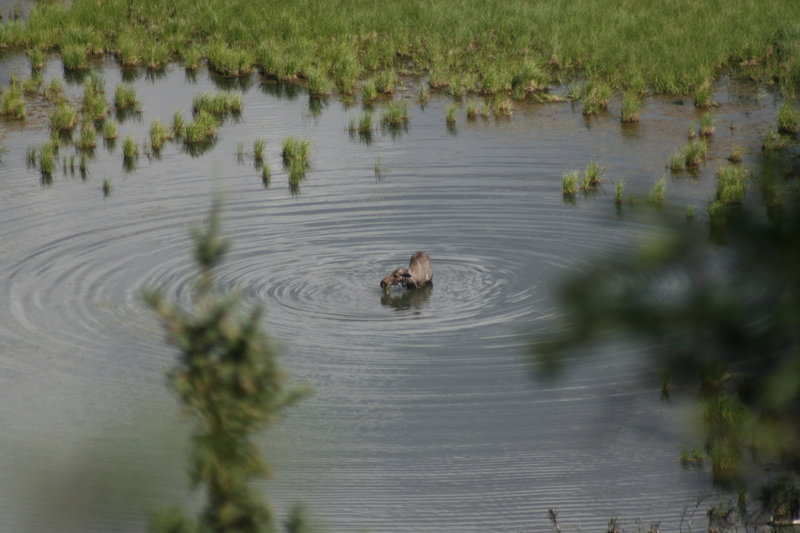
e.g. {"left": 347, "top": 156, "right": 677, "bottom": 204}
{"left": 562, "top": 170, "right": 578, "bottom": 197}
{"left": 172, "top": 110, "right": 186, "bottom": 139}
{"left": 777, "top": 101, "right": 800, "bottom": 135}
{"left": 27, "top": 47, "right": 45, "bottom": 71}
{"left": 0, "top": 85, "right": 25, "bottom": 119}
{"left": 492, "top": 97, "right": 513, "bottom": 117}
{"left": 694, "top": 80, "right": 715, "bottom": 108}
{"left": 358, "top": 110, "right": 373, "bottom": 136}
{"left": 102, "top": 119, "right": 118, "bottom": 140}
{"left": 82, "top": 88, "right": 108, "bottom": 121}
{"left": 582, "top": 161, "right": 603, "bottom": 189}
{"left": 8, "top": 0, "right": 800, "bottom": 101}
{"left": 49, "top": 102, "right": 78, "bottom": 132}
{"left": 253, "top": 139, "right": 266, "bottom": 163}
{"left": 184, "top": 111, "right": 219, "bottom": 144}
{"left": 417, "top": 85, "right": 429, "bottom": 104}
{"left": 670, "top": 139, "right": 708, "bottom": 170}
{"left": 620, "top": 91, "right": 643, "bottom": 122}
{"left": 305, "top": 67, "right": 331, "bottom": 97}
{"left": 114, "top": 83, "right": 139, "bottom": 110}
{"left": 39, "top": 141, "right": 56, "bottom": 178}
{"left": 281, "top": 137, "right": 311, "bottom": 170}
{"left": 43, "top": 78, "right": 64, "bottom": 102}
{"left": 614, "top": 180, "right": 625, "bottom": 207}
{"left": 192, "top": 92, "right": 242, "bottom": 118}
{"left": 261, "top": 164, "right": 271, "bottom": 187}
{"left": 143, "top": 42, "right": 169, "bottom": 70}
{"left": 381, "top": 101, "right": 408, "bottom": 128}
{"left": 76, "top": 121, "right": 97, "bottom": 150}
{"left": 60, "top": 43, "right": 88, "bottom": 71}
{"left": 445, "top": 103, "right": 457, "bottom": 125}
{"left": 207, "top": 41, "right": 253, "bottom": 77}
{"left": 715, "top": 165, "right": 747, "bottom": 204}
{"left": 102, "top": 178, "right": 112, "bottom": 197}
{"left": 181, "top": 44, "right": 203, "bottom": 71}
{"left": 150, "top": 119, "right": 169, "bottom": 152}
{"left": 762, "top": 130, "right": 792, "bottom": 151}
{"left": 122, "top": 135, "right": 138, "bottom": 161}
{"left": 700, "top": 112, "right": 715, "bottom": 137}
{"left": 361, "top": 79, "right": 378, "bottom": 101}
{"left": 648, "top": 177, "right": 667, "bottom": 206}
{"left": 582, "top": 80, "right": 612, "bottom": 115}
{"left": 374, "top": 70, "right": 396, "bottom": 94}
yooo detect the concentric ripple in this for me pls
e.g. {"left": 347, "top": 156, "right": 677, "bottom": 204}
{"left": 0, "top": 62, "right": 775, "bottom": 533}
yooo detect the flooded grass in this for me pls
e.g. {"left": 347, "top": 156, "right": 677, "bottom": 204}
{"left": 777, "top": 101, "right": 800, "bottom": 135}
{"left": 582, "top": 81, "right": 612, "bottom": 115}
{"left": 669, "top": 139, "right": 708, "bottom": 171}
{"left": 0, "top": 84, "right": 25, "bottom": 119}
{"left": 562, "top": 170, "right": 579, "bottom": 198}
{"left": 715, "top": 165, "right": 747, "bottom": 205}
{"left": 102, "top": 178, "right": 112, "bottom": 197}
{"left": 102, "top": 119, "right": 118, "bottom": 140}
{"left": 445, "top": 103, "right": 457, "bottom": 126}
{"left": 149, "top": 119, "right": 169, "bottom": 152}
{"left": 281, "top": 136, "right": 311, "bottom": 169}
{"left": 647, "top": 177, "right": 667, "bottom": 206}
{"left": 76, "top": 121, "right": 97, "bottom": 151}
{"left": 49, "top": 102, "right": 78, "bottom": 132}
{"left": 184, "top": 110, "right": 219, "bottom": 145}
{"left": 699, "top": 112, "right": 715, "bottom": 137}
{"left": 253, "top": 139, "right": 266, "bottom": 164}
{"left": 114, "top": 83, "right": 139, "bottom": 112}
{"left": 620, "top": 91, "right": 642, "bottom": 123}
{"left": 42, "top": 78, "right": 64, "bottom": 102}
{"left": 171, "top": 110, "right": 186, "bottom": 139}
{"left": 380, "top": 101, "right": 408, "bottom": 128}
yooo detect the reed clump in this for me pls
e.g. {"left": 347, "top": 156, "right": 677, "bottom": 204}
{"left": 699, "top": 112, "right": 715, "bottom": 137}
{"left": 715, "top": 165, "right": 747, "bottom": 204}
{"left": 777, "top": 101, "right": 800, "bottom": 135}
{"left": 648, "top": 177, "right": 667, "bottom": 206}
{"left": 581, "top": 161, "right": 604, "bottom": 190}
{"left": 81, "top": 76, "right": 108, "bottom": 121}
{"left": 582, "top": 81, "right": 612, "bottom": 115}
{"left": 620, "top": 91, "right": 643, "bottom": 123}
{"left": 253, "top": 139, "right": 266, "bottom": 164}
{"left": 43, "top": 78, "right": 64, "bottom": 102}
{"left": 76, "top": 121, "right": 97, "bottom": 150}
{"left": 281, "top": 137, "right": 311, "bottom": 170}
{"left": 114, "top": 83, "right": 139, "bottom": 111}
{"left": 361, "top": 79, "right": 378, "bottom": 101}
{"left": 381, "top": 101, "right": 408, "bottom": 128}
{"left": 445, "top": 103, "right": 457, "bottom": 126}
{"left": 562, "top": 170, "right": 579, "bottom": 197}
{"left": 0, "top": 85, "right": 25, "bottom": 119}
{"left": 207, "top": 41, "right": 253, "bottom": 77}
{"left": 150, "top": 119, "right": 169, "bottom": 152}
{"left": 184, "top": 111, "right": 220, "bottom": 145}
{"left": 27, "top": 47, "right": 45, "bottom": 71}
{"left": 172, "top": 110, "right": 186, "bottom": 139}
{"left": 102, "top": 119, "right": 118, "bottom": 140}
{"left": 49, "top": 102, "right": 78, "bottom": 132}
{"left": 122, "top": 135, "right": 138, "bottom": 162}
{"left": 669, "top": 140, "right": 708, "bottom": 171}
{"left": 192, "top": 92, "right": 242, "bottom": 119}
{"left": 694, "top": 80, "right": 715, "bottom": 108}
{"left": 305, "top": 67, "right": 331, "bottom": 97}
{"left": 727, "top": 144, "right": 743, "bottom": 164}
{"left": 614, "top": 180, "right": 625, "bottom": 207}
{"left": 61, "top": 44, "right": 89, "bottom": 71}
{"left": 102, "top": 178, "right": 112, "bottom": 197}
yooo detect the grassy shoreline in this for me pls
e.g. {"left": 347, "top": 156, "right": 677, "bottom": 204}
{"left": 1, "top": 0, "right": 798, "bottom": 100}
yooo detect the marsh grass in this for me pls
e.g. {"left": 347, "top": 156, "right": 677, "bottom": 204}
{"left": 281, "top": 137, "right": 311, "bottom": 171}
{"left": 114, "top": 83, "right": 139, "bottom": 111}
{"left": 381, "top": 101, "right": 408, "bottom": 128}
{"left": 116, "top": 34, "right": 142, "bottom": 67}
{"left": 445, "top": 103, "right": 457, "bottom": 125}
{"left": 694, "top": 80, "right": 716, "bottom": 108}
{"left": 620, "top": 91, "right": 642, "bottom": 122}
{"left": 777, "top": 101, "right": 800, "bottom": 135}
{"left": 21, "top": 74, "right": 42, "bottom": 95}
{"left": 207, "top": 41, "right": 253, "bottom": 77}
{"left": 43, "top": 78, "right": 64, "bottom": 102}
{"left": 192, "top": 92, "right": 242, "bottom": 119}
{"left": 762, "top": 130, "right": 792, "bottom": 151}
{"left": 562, "top": 170, "right": 578, "bottom": 197}
{"left": 184, "top": 111, "right": 219, "bottom": 145}
{"left": 253, "top": 139, "right": 266, "bottom": 164}
{"left": 361, "top": 79, "right": 378, "bottom": 101}
{"left": 715, "top": 165, "right": 747, "bottom": 204}
{"left": 670, "top": 140, "right": 708, "bottom": 170}
{"left": 332, "top": 51, "right": 360, "bottom": 95}
{"left": 374, "top": 70, "right": 396, "bottom": 94}
{"left": 76, "top": 121, "right": 97, "bottom": 150}
{"left": 417, "top": 85, "right": 429, "bottom": 104}
{"left": 122, "top": 135, "right": 138, "bottom": 162}
{"left": 172, "top": 110, "right": 186, "bottom": 139}
{"left": 305, "top": 67, "right": 331, "bottom": 97}
{"left": 700, "top": 112, "right": 715, "bottom": 137}
{"left": 727, "top": 144, "right": 743, "bottom": 163}
{"left": 466, "top": 101, "right": 479, "bottom": 120}
{"left": 27, "top": 47, "right": 44, "bottom": 71}
{"left": 374, "top": 157, "right": 383, "bottom": 180}
{"left": 181, "top": 45, "right": 203, "bottom": 71}
{"left": 39, "top": 141, "right": 56, "bottom": 178}
{"left": 61, "top": 44, "right": 89, "bottom": 71}
{"left": 102, "top": 178, "right": 111, "bottom": 197}
{"left": 103, "top": 119, "right": 119, "bottom": 141}
{"left": 581, "top": 161, "right": 604, "bottom": 190}
{"left": 582, "top": 81, "right": 612, "bottom": 115}
{"left": 492, "top": 97, "right": 513, "bottom": 117}
{"left": 149, "top": 119, "right": 169, "bottom": 152}
{"left": 143, "top": 42, "right": 169, "bottom": 71}
{"left": 614, "top": 180, "right": 625, "bottom": 207}
{"left": 647, "top": 177, "right": 667, "bottom": 206}
{"left": 0, "top": 85, "right": 25, "bottom": 119}
{"left": 49, "top": 102, "right": 78, "bottom": 132}
{"left": 261, "top": 164, "right": 271, "bottom": 187}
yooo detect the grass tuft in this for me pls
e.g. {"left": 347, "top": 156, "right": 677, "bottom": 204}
{"left": 114, "top": 83, "right": 139, "bottom": 111}
{"left": 61, "top": 44, "right": 89, "bottom": 71}
{"left": 122, "top": 135, "right": 138, "bottom": 161}
{"left": 0, "top": 85, "right": 25, "bottom": 119}
{"left": 582, "top": 81, "right": 612, "bottom": 115}
{"left": 621, "top": 91, "right": 643, "bottom": 122}
{"left": 381, "top": 101, "right": 408, "bottom": 128}
{"left": 253, "top": 139, "right": 266, "bottom": 163}
{"left": 102, "top": 119, "right": 118, "bottom": 140}
{"left": 49, "top": 102, "right": 78, "bottom": 132}
{"left": 76, "top": 121, "right": 97, "bottom": 150}
{"left": 648, "top": 177, "right": 667, "bottom": 206}
{"left": 445, "top": 103, "right": 457, "bottom": 125}
{"left": 102, "top": 178, "right": 112, "bottom": 197}
{"left": 562, "top": 170, "right": 578, "bottom": 197}
{"left": 715, "top": 165, "right": 747, "bottom": 204}
{"left": 150, "top": 119, "right": 169, "bottom": 152}
{"left": 699, "top": 112, "right": 715, "bottom": 137}
{"left": 281, "top": 137, "right": 311, "bottom": 170}
{"left": 777, "top": 101, "right": 800, "bottom": 135}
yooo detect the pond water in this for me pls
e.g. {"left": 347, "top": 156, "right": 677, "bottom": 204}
{"left": 0, "top": 55, "right": 782, "bottom": 532}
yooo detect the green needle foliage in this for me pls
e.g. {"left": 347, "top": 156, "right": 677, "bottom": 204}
{"left": 145, "top": 200, "right": 305, "bottom": 533}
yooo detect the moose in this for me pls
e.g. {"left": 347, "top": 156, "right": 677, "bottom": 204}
{"left": 380, "top": 252, "right": 433, "bottom": 291}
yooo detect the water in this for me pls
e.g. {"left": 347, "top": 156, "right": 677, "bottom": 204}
{"left": 0, "top": 56, "right": 782, "bottom": 531}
